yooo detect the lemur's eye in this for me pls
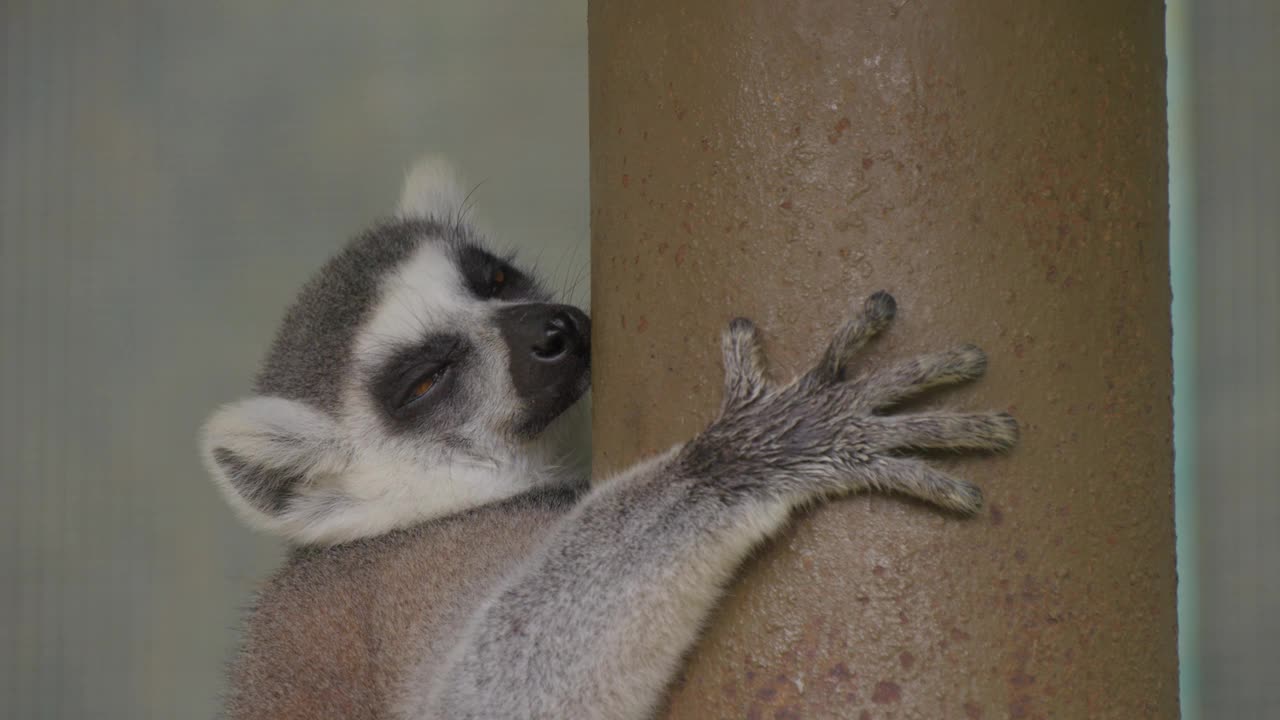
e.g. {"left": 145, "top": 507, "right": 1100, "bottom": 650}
{"left": 488, "top": 267, "right": 507, "bottom": 297}
{"left": 400, "top": 367, "right": 447, "bottom": 408}
{"left": 411, "top": 377, "right": 436, "bottom": 398}
{"left": 376, "top": 336, "right": 465, "bottom": 417}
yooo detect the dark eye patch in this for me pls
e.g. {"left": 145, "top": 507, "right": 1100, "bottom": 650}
{"left": 454, "top": 244, "right": 539, "bottom": 301}
{"left": 370, "top": 333, "right": 470, "bottom": 427}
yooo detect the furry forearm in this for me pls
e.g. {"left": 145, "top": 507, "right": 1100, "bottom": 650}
{"left": 413, "top": 446, "right": 793, "bottom": 720}
{"left": 408, "top": 294, "right": 1018, "bottom": 719}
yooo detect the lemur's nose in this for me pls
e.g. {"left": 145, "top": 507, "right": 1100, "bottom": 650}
{"left": 533, "top": 307, "right": 590, "bottom": 361}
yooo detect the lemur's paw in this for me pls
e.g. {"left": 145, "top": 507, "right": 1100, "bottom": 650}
{"left": 721, "top": 317, "right": 769, "bottom": 403}
{"left": 928, "top": 471, "right": 985, "bottom": 515}
{"left": 710, "top": 292, "right": 1017, "bottom": 515}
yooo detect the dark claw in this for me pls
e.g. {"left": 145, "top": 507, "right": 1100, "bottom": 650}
{"left": 864, "top": 291, "right": 896, "bottom": 324}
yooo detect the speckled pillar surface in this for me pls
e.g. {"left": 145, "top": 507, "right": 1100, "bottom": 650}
{"left": 589, "top": 1, "right": 1176, "bottom": 718}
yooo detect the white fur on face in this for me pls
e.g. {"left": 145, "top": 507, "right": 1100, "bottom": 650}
{"left": 347, "top": 238, "right": 523, "bottom": 448}
{"left": 204, "top": 155, "right": 586, "bottom": 545}
{"left": 356, "top": 241, "right": 469, "bottom": 359}
{"left": 310, "top": 240, "right": 567, "bottom": 545}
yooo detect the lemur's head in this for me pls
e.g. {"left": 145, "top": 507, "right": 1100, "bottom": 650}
{"left": 202, "top": 159, "right": 590, "bottom": 545}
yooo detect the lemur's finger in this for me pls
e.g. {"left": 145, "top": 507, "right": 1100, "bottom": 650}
{"left": 850, "top": 345, "right": 987, "bottom": 411}
{"left": 865, "top": 412, "right": 1019, "bottom": 453}
{"left": 807, "top": 291, "right": 896, "bottom": 386}
{"left": 855, "top": 457, "right": 984, "bottom": 514}
{"left": 721, "top": 317, "right": 770, "bottom": 404}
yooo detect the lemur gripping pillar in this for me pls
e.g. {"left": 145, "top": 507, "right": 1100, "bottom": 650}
{"left": 589, "top": 1, "right": 1177, "bottom": 717}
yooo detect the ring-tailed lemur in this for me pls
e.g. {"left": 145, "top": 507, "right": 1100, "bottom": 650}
{"left": 202, "top": 158, "right": 1018, "bottom": 719}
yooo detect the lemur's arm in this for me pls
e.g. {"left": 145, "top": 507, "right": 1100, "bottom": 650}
{"left": 413, "top": 293, "right": 1018, "bottom": 720}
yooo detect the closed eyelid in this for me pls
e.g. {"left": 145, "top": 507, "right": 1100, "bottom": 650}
{"left": 370, "top": 333, "right": 467, "bottom": 395}
{"left": 392, "top": 338, "right": 462, "bottom": 381}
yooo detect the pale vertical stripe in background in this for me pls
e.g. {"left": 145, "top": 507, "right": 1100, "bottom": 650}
{"left": 1193, "top": 2, "right": 1280, "bottom": 718}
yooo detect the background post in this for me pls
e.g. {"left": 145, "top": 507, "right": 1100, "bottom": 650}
{"left": 589, "top": 1, "right": 1177, "bottom": 717}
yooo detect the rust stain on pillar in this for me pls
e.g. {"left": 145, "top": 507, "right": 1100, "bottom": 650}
{"left": 589, "top": 1, "right": 1176, "bottom": 718}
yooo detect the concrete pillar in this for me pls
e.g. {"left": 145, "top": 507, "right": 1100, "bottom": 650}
{"left": 590, "top": 1, "right": 1176, "bottom": 717}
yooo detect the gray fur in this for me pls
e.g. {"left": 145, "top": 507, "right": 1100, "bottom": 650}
{"left": 255, "top": 218, "right": 477, "bottom": 410}
{"left": 203, "top": 205, "right": 577, "bottom": 543}
{"left": 848, "top": 343, "right": 988, "bottom": 411}
{"left": 806, "top": 289, "right": 896, "bottom": 385}
{"left": 407, "top": 299, "right": 1016, "bottom": 718}
{"left": 225, "top": 489, "right": 580, "bottom": 719}
{"left": 211, "top": 447, "right": 305, "bottom": 514}
{"left": 209, "top": 163, "right": 1018, "bottom": 719}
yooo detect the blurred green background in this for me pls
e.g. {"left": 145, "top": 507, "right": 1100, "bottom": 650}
{"left": 1167, "top": 1, "right": 1279, "bottom": 717}
{"left": 0, "top": 1, "right": 1274, "bottom": 718}
{"left": 0, "top": 2, "right": 587, "bottom": 717}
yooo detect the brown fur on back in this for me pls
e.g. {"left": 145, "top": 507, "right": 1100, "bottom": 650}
{"left": 224, "top": 489, "right": 577, "bottom": 719}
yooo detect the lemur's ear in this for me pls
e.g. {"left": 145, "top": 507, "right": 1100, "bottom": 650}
{"left": 201, "top": 396, "right": 349, "bottom": 537}
{"left": 397, "top": 154, "right": 465, "bottom": 220}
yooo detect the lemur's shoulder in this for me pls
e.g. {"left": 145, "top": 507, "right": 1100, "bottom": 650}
{"left": 228, "top": 489, "right": 576, "bottom": 719}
